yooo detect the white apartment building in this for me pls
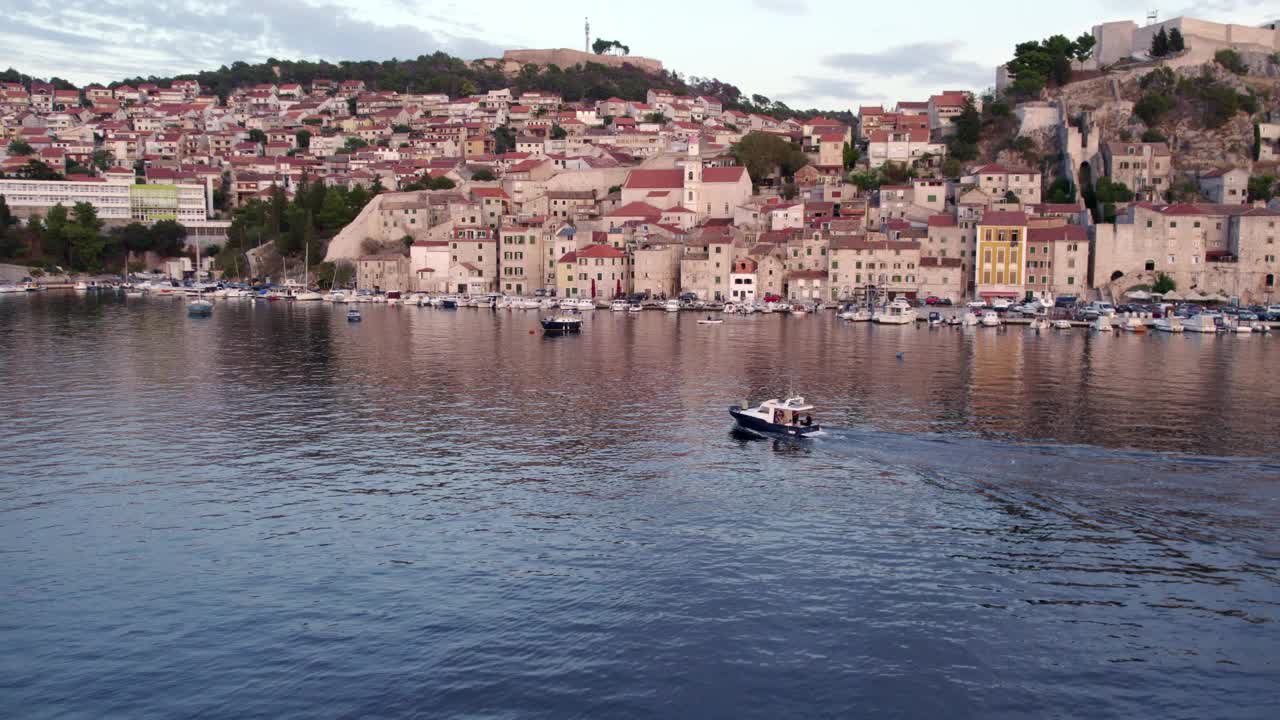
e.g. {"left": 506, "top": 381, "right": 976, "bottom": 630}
{"left": 0, "top": 177, "right": 211, "bottom": 226}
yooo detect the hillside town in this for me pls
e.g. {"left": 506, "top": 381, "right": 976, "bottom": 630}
{"left": 2, "top": 15, "right": 1280, "bottom": 306}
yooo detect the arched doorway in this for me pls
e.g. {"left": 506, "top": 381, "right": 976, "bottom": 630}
{"left": 1145, "top": 260, "right": 1155, "bottom": 272}
{"left": 1267, "top": 274, "right": 1275, "bottom": 288}
{"left": 1110, "top": 270, "right": 1125, "bottom": 282}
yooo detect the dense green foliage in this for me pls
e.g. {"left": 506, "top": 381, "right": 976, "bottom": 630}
{"left": 1249, "top": 175, "right": 1277, "bottom": 202}
{"left": 1005, "top": 33, "right": 1096, "bottom": 96}
{"left": 592, "top": 39, "right": 630, "bottom": 56}
{"left": 947, "top": 97, "right": 982, "bottom": 162}
{"left": 7, "top": 139, "right": 32, "bottom": 156}
{"left": 1045, "top": 176, "right": 1075, "bottom": 204}
{"left": 470, "top": 169, "right": 496, "bottom": 182}
{"left": 731, "top": 132, "right": 808, "bottom": 184}
{"left": 1153, "top": 272, "right": 1176, "bottom": 294}
{"left": 1214, "top": 49, "right": 1248, "bottom": 76}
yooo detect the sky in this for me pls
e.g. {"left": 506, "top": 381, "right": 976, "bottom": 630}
{"left": 2, "top": 0, "right": 1276, "bottom": 110}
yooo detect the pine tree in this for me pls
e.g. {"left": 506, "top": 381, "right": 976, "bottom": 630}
{"left": 1151, "top": 28, "right": 1170, "bottom": 58}
{"left": 1169, "top": 28, "right": 1185, "bottom": 53}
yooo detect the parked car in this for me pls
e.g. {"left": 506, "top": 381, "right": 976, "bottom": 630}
{"left": 924, "top": 296, "right": 941, "bottom": 305}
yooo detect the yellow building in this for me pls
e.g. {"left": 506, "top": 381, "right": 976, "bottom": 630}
{"left": 974, "top": 211, "right": 1028, "bottom": 302}
{"left": 556, "top": 250, "right": 578, "bottom": 297}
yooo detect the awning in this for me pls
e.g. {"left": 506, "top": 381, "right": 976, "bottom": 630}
{"left": 979, "top": 291, "right": 1020, "bottom": 297}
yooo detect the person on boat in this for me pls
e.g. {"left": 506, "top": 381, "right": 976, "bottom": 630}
{"left": 803, "top": 415, "right": 812, "bottom": 427}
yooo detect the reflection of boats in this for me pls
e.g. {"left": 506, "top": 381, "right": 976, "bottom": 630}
{"left": 541, "top": 313, "right": 583, "bottom": 333}
{"left": 730, "top": 397, "right": 822, "bottom": 438}
{"left": 1091, "top": 315, "right": 1112, "bottom": 332}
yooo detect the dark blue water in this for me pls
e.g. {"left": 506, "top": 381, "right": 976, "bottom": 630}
{"left": 2, "top": 294, "right": 1277, "bottom": 719}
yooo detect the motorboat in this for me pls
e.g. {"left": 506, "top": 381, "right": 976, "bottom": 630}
{"left": 326, "top": 291, "right": 348, "bottom": 303}
{"left": 946, "top": 315, "right": 962, "bottom": 326}
{"left": 74, "top": 281, "right": 89, "bottom": 292}
{"left": 839, "top": 307, "right": 873, "bottom": 322}
{"left": 961, "top": 311, "right": 980, "bottom": 326}
{"left": 1053, "top": 319, "right": 1073, "bottom": 330}
{"left": 980, "top": 310, "right": 1001, "bottom": 327}
{"left": 874, "top": 298, "right": 916, "bottom": 325}
{"left": 295, "top": 290, "right": 323, "bottom": 302}
{"left": 440, "top": 295, "right": 458, "bottom": 309}
{"left": 1184, "top": 314, "right": 1218, "bottom": 333}
{"left": 628, "top": 303, "right": 643, "bottom": 314}
{"left": 664, "top": 299, "right": 681, "bottom": 313}
{"left": 723, "top": 302, "right": 738, "bottom": 314}
{"left": 790, "top": 304, "right": 810, "bottom": 316}
{"left": 1153, "top": 316, "right": 1184, "bottom": 333}
{"left": 991, "top": 298, "right": 1012, "bottom": 311}
{"left": 610, "top": 300, "right": 628, "bottom": 312}
{"left": 697, "top": 315, "right": 725, "bottom": 325}
{"left": 347, "top": 308, "right": 362, "bottom": 322}
{"left": 1028, "top": 316, "right": 1050, "bottom": 332}
{"left": 729, "top": 396, "right": 822, "bottom": 438}
{"left": 1120, "top": 315, "right": 1147, "bottom": 333}
{"left": 1091, "top": 315, "right": 1113, "bottom": 332}
{"left": 20, "top": 278, "right": 39, "bottom": 291}
{"left": 541, "top": 313, "right": 583, "bottom": 333}
{"left": 1231, "top": 321, "right": 1253, "bottom": 334}
{"left": 927, "top": 311, "right": 943, "bottom": 327}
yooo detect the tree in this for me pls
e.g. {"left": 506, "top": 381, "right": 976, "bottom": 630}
{"left": 643, "top": 112, "right": 668, "bottom": 125}
{"left": 114, "top": 222, "right": 153, "bottom": 255}
{"left": 1214, "top": 49, "right": 1247, "bottom": 76}
{"left": 1072, "top": 33, "right": 1097, "bottom": 63}
{"left": 731, "top": 132, "right": 808, "bottom": 184}
{"left": 947, "top": 96, "right": 981, "bottom": 162}
{"left": 842, "top": 142, "right": 859, "bottom": 170}
{"left": 780, "top": 182, "right": 798, "bottom": 200}
{"left": 1153, "top": 272, "right": 1176, "bottom": 294}
{"left": 247, "top": 129, "right": 267, "bottom": 144}
{"left": 1045, "top": 176, "right": 1075, "bottom": 204}
{"left": 1006, "top": 33, "right": 1096, "bottom": 96}
{"left": 295, "top": 130, "right": 311, "bottom": 149}
{"left": 940, "top": 157, "right": 963, "bottom": 179}
{"left": 429, "top": 175, "right": 456, "bottom": 190}
{"left": 1141, "top": 128, "right": 1167, "bottom": 143}
{"left": 342, "top": 137, "right": 369, "bottom": 154}
{"left": 150, "top": 220, "right": 188, "bottom": 257}
{"left": 1004, "top": 191, "right": 1021, "bottom": 204}
{"left": 7, "top": 139, "right": 32, "bottom": 156}
{"left": 317, "top": 187, "right": 351, "bottom": 230}
{"left": 88, "top": 150, "right": 113, "bottom": 173}
{"left": 550, "top": 124, "right": 567, "bottom": 140}
{"left": 1151, "top": 28, "right": 1170, "bottom": 58}
{"left": 470, "top": 168, "right": 496, "bottom": 182}
{"left": 1134, "top": 91, "right": 1173, "bottom": 126}
{"left": 1248, "top": 175, "right": 1277, "bottom": 203}
{"left": 493, "top": 125, "right": 516, "bottom": 154}
{"left": 65, "top": 202, "right": 106, "bottom": 269}
{"left": 347, "top": 96, "right": 358, "bottom": 116}
{"left": 1169, "top": 28, "right": 1185, "bottom": 53}
{"left": 592, "top": 39, "right": 630, "bottom": 56}
{"left": 41, "top": 203, "right": 69, "bottom": 263}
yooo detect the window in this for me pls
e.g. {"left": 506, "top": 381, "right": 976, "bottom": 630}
{"left": 831, "top": 261, "right": 839, "bottom": 269}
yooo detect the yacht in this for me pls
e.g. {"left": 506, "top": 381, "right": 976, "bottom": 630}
{"left": 1091, "top": 315, "right": 1113, "bottom": 332}
{"left": 722, "top": 302, "right": 738, "bottom": 314}
{"left": 839, "top": 307, "right": 873, "bottom": 322}
{"left": 1120, "top": 315, "right": 1147, "bottom": 333}
{"left": 609, "top": 299, "right": 628, "bottom": 312}
{"left": 980, "top": 310, "right": 1001, "bottom": 327}
{"left": 927, "top": 311, "right": 944, "bottom": 327}
{"left": 664, "top": 299, "right": 681, "bottom": 313}
{"left": 73, "top": 281, "right": 89, "bottom": 292}
{"left": 347, "top": 308, "right": 363, "bottom": 322}
{"left": 1153, "top": 316, "right": 1183, "bottom": 333}
{"left": 874, "top": 299, "right": 916, "bottom": 325}
{"left": 730, "top": 396, "right": 822, "bottom": 438}
{"left": 628, "top": 303, "right": 643, "bottom": 314}
{"left": 1028, "top": 316, "right": 1050, "bottom": 331}
{"left": 20, "top": 278, "right": 39, "bottom": 291}
{"left": 962, "top": 311, "right": 980, "bottom": 326}
{"left": 790, "top": 304, "right": 810, "bottom": 316}
{"left": 440, "top": 295, "right": 458, "bottom": 309}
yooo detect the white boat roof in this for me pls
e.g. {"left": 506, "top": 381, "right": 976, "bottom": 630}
{"left": 758, "top": 397, "right": 815, "bottom": 411}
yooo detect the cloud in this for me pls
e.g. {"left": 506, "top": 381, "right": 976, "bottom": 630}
{"left": 787, "top": 76, "right": 862, "bottom": 102}
{"left": 822, "top": 41, "right": 991, "bottom": 90}
{"left": 751, "top": 0, "right": 808, "bottom": 15}
{"left": 0, "top": 0, "right": 504, "bottom": 84}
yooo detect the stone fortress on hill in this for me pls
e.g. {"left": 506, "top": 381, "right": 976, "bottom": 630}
{"left": 484, "top": 49, "right": 664, "bottom": 76}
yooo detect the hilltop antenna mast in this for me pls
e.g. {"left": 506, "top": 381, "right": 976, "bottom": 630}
{"left": 1146, "top": 9, "right": 1158, "bottom": 25}
{"left": 584, "top": 17, "right": 590, "bottom": 53}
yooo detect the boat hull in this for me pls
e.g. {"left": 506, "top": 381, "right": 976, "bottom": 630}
{"left": 541, "top": 319, "right": 582, "bottom": 333}
{"left": 729, "top": 407, "right": 821, "bottom": 438}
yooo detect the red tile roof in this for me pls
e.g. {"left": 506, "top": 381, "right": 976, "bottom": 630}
{"left": 623, "top": 168, "right": 683, "bottom": 190}
{"left": 979, "top": 211, "right": 1028, "bottom": 226}
{"left": 576, "top": 243, "right": 627, "bottom": 259}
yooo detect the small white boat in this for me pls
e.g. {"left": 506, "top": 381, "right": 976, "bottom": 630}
{"left": 962, "top": 311, "right": 980, "bottom": 327}
{"left": 927, "top": 311, "right": 944, "bottom": 327}
{"left": 1091, "top": 315, "right": 1113, "bottom": 332}
{"left": 187, "top": 298, "right": 213, "bottom": 316}
{"left": 697, "top": 315, "right": 724, "bottom": 325}
{"left": 980, "top": 310, "right": 1000, "bottom": 327}
{"left": 664, "top": 299, "right": 681, "bottom": 313}
{"left": 21, "top": 279, "right": 39, "bottom": 292}
{"left": 610, "top": 300, "right": 628, "bottom": 312}
{"left": 1184, "top": 315, "right": 1218, "bottom": 334}
{"left": 723, "top": 302, "right": 738, "bottom": 314}
{"left": 1152, "top": 317, "right": 1183, "bottom": 333}
{"left": 1028, "top": 317, "right": 1050, "bottom": 331}
{"left": 840, "top": 307, "right": 873, "bottom": 322}
{"left": 790, "top": 304, "right": 809, "bottom": 316}
{"left": 295, "top": 291, "right": 323, "bottom": 302}
{"left": 1120, "top": 315, "right": 1147, "bottom": 333}
{"left": 1232, "top": 323, "right": 1253, "bottom": 334}
{"left": 73, "top": 281, "right": 89, "bottom": 292}
{"left": 1053, "top": 319, "right": 1073, "bottom": 330}
{"left": 347, "top": 308, "right": 362, "bottom": 322}
{"left": 628, "top": 303, "right": 643, "bottom": 314}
